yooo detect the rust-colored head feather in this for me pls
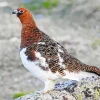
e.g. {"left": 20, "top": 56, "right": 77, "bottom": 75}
{"left": 12, "top": 8, "right": 41, "bottom": 48}
{"left": 12, "top": 7, "right": 36, "bottom": 27}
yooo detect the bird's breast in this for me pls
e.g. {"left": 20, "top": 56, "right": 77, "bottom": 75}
{"left": 20, "top": 48, "right": 60, "bottom": 81}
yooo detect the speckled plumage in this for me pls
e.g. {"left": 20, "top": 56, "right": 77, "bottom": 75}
{"left": 13, "top": 8, "right": 100, "bottom": 93}
{"left": 21, "top": 27, "right": 100, "bottom": 76}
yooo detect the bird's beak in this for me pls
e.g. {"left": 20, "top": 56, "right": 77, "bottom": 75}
{"left": 12, "top": 9, "right": 18, "bottom": 14}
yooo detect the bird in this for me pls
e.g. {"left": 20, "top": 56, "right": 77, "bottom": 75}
{"left": 12, "top": 8, "right": 100, "bottom": 93}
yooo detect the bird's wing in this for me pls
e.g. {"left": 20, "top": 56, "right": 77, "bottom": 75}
{"left": 35, "top": 32, "right": 71, "bottom": 76}
{"left": 37, "top": 32, "right": 90, "bottom": 75}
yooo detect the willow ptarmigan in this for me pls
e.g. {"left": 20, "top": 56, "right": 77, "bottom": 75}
{"left": 12, "top": 8, "right": 100, "bottom": 93}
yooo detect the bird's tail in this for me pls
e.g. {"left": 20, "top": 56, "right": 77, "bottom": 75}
{"left": 85, "top": 65, "right": 100, "bottom": 76}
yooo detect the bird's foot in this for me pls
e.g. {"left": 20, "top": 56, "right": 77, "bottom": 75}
{"left": 40, "top": 79, "right": 56, "bottom": 94}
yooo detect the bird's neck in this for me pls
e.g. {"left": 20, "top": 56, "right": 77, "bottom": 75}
{"left": 21, "top": 18, "right": 37, "bottom": 28}
{"left": 20, "top": 22, "right": 42, "bottom": 49}
{"left": 19, "top": 14, "right": 36, "bottom": 27}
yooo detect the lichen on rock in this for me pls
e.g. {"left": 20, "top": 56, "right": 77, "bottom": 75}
{"left": 15, "top": 76, "right": 100, "bottom": 100}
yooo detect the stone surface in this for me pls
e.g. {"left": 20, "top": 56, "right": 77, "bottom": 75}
{"left": 15, "top": 76, "right": 100, "bottom": 100}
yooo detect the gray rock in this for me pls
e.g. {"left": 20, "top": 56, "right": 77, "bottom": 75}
{"left": 15, "top": 76, "right": 100, "bottom": 100}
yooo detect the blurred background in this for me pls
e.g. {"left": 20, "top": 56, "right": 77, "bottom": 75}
{"left": 0, "top": 0, "right": 100, "bottom": 100}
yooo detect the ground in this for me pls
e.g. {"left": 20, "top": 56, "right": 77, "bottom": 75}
{"left": 0, "top": 0, "right": 100, "bottom": 100}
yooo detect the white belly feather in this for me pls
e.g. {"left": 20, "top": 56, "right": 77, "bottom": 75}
{"left": 20, "top": 48, "right": 60, "bottom": 82}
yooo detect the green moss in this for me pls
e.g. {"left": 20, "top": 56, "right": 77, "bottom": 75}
{"left": 77, "top": 94, "right": 83, "bottom": 100}
{"left": 43, "top": 2, "right": 50, "bottom": 9}
{"left": 94, "top": 88, "right": 100, "bottom": 100}
{"left": 43, "top": 0, "right": 59, "bottom": 9}
{"left": 24, "top": 0, "right": 59, "bottom": 13}
{"left": 13, "top": 92, "right": 31, "bottom": 99}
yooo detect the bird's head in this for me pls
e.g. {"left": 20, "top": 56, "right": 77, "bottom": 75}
{"left": 12, "top": 8, "right": 35, "bottom": 25}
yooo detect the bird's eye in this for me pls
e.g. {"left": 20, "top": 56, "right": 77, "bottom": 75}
{"left": 19, "top": 10, "right": 24, "bottom": 13}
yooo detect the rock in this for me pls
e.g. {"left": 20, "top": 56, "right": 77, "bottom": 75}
{"left": 15, "top": 76, "right": 100, "bottom": 100}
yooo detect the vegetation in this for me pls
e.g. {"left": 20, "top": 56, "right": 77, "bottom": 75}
{"left": 13, "top": 92, "right": 30, "bottom": 99}
{"left": 24, "top": 0, "right": 59, "bottom": 14}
